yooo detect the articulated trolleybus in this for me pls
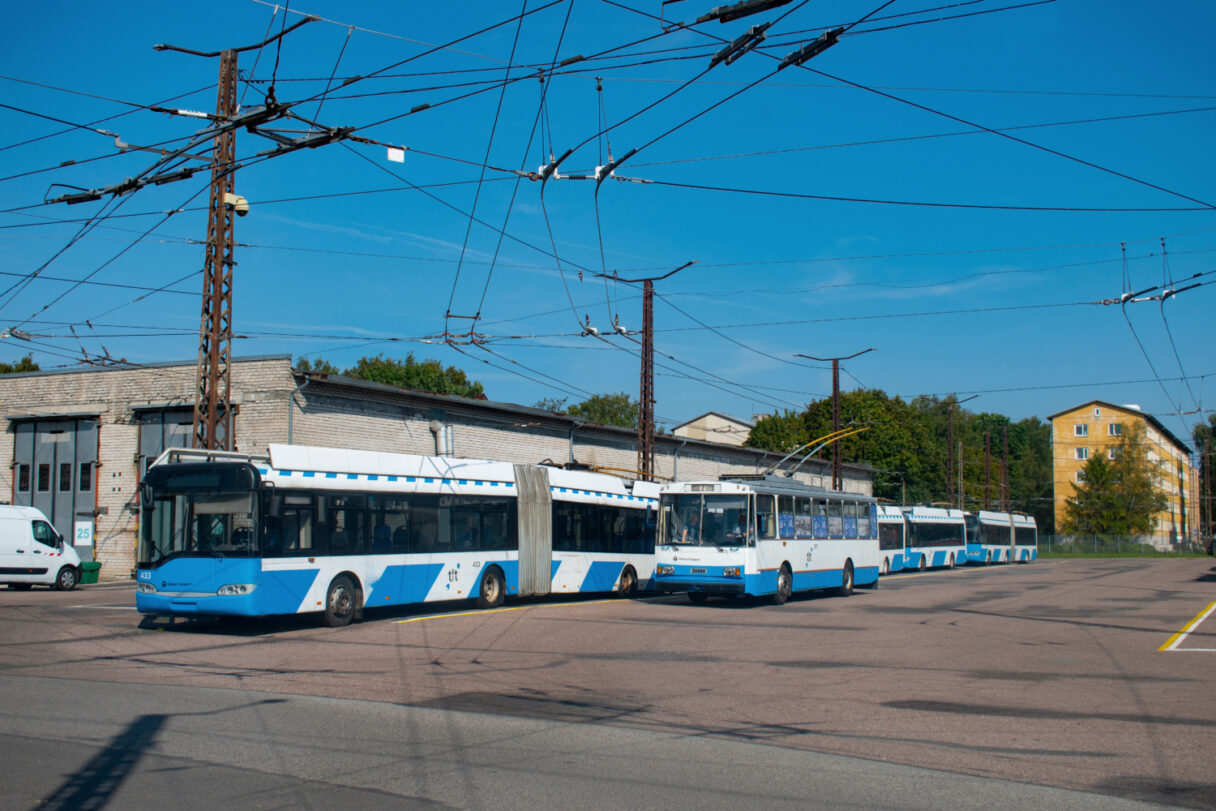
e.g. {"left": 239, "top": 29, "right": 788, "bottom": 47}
{"left": 136, "top": 444, "right": 658, "bottom": 626}
{"left": 964, "top": 510, "right": 1039, "bottom": 564}
{"left": 654, "top": 475, "right": 880, "bottom": 604}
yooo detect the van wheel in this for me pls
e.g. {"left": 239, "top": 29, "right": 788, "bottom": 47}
{"left": 837, "top": 562, "right": 854, "bottom": 597}
{"left": 477, "top": 567, "right": 505, "bottom": 609}
{"left": 54, "top": 566, "right": 78, "bottom": 591}
{"left": 617, "top": 566, "right": 637, "bottom": 598}
{"left": 322, "top": 575, "right": 357, "bottom": 627}
{"left": 772, "top": 565, "right": 792, "bottom": 605}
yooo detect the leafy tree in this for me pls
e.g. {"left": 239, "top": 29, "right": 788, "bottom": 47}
{"left": 567, "top": 392, "right": 637, "bottom": 428}
{"left": 0, "top": 354, "right": 39, "bottom": 374}
{"left": 295, "top": 357, "right": 340, "bottom": 374}
{"left": 1194, "top": 414, "right": 1215, "bottom": 547}
{"left": 296, "top": 354, "right": 485, "bottom": 399}
{"left": 745, "top": 410, "right": 808, "bottom": 453}
{"left": 534, "top": 396, "right": 568, "bottom": 413}
{"left": 1061, "top": 421, "right": 1166, "bottom": 535}
{"left": 347, "top": 354, "right": 485, "bottom": 398}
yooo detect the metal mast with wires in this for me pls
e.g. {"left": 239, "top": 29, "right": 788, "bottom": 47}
{"left": 795, "top": 348, "right": 874, "bottom": 491}
{"left": 193, "top": 48, "right": 239, "bottom": 451}
{"left": 600, "top": 261, "right": 696, "bottom": 480}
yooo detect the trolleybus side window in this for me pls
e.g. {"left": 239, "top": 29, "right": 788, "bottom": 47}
{"left": 843, "top": 501, "right": 858, "bottom": 539}
{"left": 794, "top": 497, "right": 812, "bottom": 539}
{"left": 756, "top": 495, "right": 776, "bottom": 539}
{"left": 827, "top": 500, "right": 843, "bottom": 538}
{"left": 777, "top": 495, "right": 795, "bottom": 539}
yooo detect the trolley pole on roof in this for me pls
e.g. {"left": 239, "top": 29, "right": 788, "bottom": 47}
{"left": 193, "top": 48, "right": 239, "bottom": 451}
{"left": 795, "top": 348, "right": 874, "bottom": 491}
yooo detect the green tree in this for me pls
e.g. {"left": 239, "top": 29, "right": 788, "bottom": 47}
{"left": 0, "top": 354, "right": 39, "bottom": 374}
{"left": 346, "top": 354, "right": 485, "bottom": 398}
{"left": 534, "top": 396, "right": 568, "bottom": 413}
{"left": 566, "top": 392, "right": 637, "bottom": 428}
{"left": 745, "top": 410, "right": 808, "bottom": 453}
{"left": 1061, "top": 422, "right": 1166, "bottom": 535}
{"left": 295, "top": 357, "right": 340, "bottom": 374}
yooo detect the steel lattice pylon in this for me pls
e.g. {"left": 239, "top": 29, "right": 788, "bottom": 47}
{"left": 193, "top": 49, "right": 238, "bottom": 451}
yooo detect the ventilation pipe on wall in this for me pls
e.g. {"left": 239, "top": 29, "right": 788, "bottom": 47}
{"left": 429, "top": 420, "right": 454, "bottom": 456}
{"left": 287, "top": 376, "right": 311, "bottom": 445}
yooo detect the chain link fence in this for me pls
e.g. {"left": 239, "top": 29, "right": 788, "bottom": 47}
{"left": 1038, "top": 535, "right": 1213, "bottom": 557}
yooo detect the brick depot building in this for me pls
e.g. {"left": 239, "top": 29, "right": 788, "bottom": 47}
{"left": 0, "top": 355, "right": 872, "bottom": 577}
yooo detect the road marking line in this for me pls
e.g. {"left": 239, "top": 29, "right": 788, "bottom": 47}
{"left": 1158, "top": 600, "right": 1216, "bottom": 652}
{"left": 395, "top": 598, "right": 615, "bottom": 624}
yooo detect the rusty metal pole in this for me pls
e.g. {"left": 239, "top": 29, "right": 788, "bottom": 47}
{"left": 831, "top": 358, "right": 841, "bottom": 491}
{"left": 1001, "top": 426, "right": 1010, "bottom": 512}
{"left": 193, "top": 49, "right": 238, "bottom": 451}
{"left": 638, "top": 279, "right": 655, "bottom": 480}
{"left": 946, "top": 402, "right": 955, "bottom": 506}
{"left": 984, "top": 429, "right": 991, "bottom": 510}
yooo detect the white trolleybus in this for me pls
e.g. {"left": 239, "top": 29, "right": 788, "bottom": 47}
{"left": 653, "top": 475, "right": 880, "bottom": 604}
{"left": 136, "top": 444, "right": 658, "bottom": 626}
{"left": 877, "top": 505, "right": 908, "bottom": 575}
{"left": 964, "top": 510, "right": 1040, "bottom": 564}
{"left": 901, "top": 506, "right": 967, "bottom": 571}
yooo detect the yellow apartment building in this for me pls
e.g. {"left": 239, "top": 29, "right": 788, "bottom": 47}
{"left": 1049, "top": 401, "right": 1199, "bottom": 548}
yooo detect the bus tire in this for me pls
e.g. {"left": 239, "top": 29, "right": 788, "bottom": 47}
{"left": 322, "top": 575, "right": 358, "bottom": 628}
{"left": 772, "top": 565, "right": 792, "bottom": 605}
{"left": 688, "top": 591, "right": 708, "bottom": 604}
{"left": 54, "top": 566, "right": 78, "bottom": 591}
{"left": 985, "top": 551, "right": 992, "bottom": 565}
{"left": 477, "top": 566, "right": 505, "bottom": 609}
{"left": 948, "top": 553, "right": 955, "bottom": 570}
{"left": 918, "top": 555, "right": 926, "bottom": 572}
{"left": 880, "top": 558, "right": 889, "bottom": 576}
{"left": 616, "top": 566, "right": 638, "bottom": 598}
{"left": 837, "top": 561, "right": 854, "bottom": 597}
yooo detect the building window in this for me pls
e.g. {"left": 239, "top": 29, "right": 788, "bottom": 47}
{"left": 79, "top": 463, "right": 92, "bottom": 492}
{"left": 1108, "top": 449, "right": 1117, "bottom": 461}
{"left": 1076, "top": 470, "right": 1086, "bottom": 483}
{"left": 1076, "top": 448, "right": 1089, "bottom": 461}
{"left": 17, "top": 464, "right": 30, "bottom": 492}
{"left": 1074, "top": 424, "right": 1089, "bottom": 437}
{"left": 58, "top": 462, "right": 73, "bottom": 492}
{"left": 37, "top": 464, "right": 50, "bottom": 492}
{"left": 1109, "top": 423, "right": 1122, "bottom": 437}
{"left": 1094, "top": 407, "right": 1101, "bottom": 416}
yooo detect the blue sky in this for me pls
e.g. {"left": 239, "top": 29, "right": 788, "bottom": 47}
{"left": 1, "top": 0, "right": 1212, "bottom": 445}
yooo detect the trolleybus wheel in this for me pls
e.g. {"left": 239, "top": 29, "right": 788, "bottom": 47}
{"left": 917, "top": 555, "right": 926, "bottom": 573}
{"left": 837, "top": 561, "right": 854, "bottom": 597}
{"left": 617, "top": 566, "right": 637, "bottom": 598}
{"left": 688, "top": 591, "right": 708, "bottom": 604}
{"left": 880, "top": 558, "right": 889, "bottom": 576}
{"left": 54, "top": 566, "right": 78, "bottom": 591}
{"left": 322, "top": 575, "right": 357, "bottom": 628}
{"left": 985, "top": 551, "right": 992, "bottom": 565}
{"left": 948, "top": 553, "right": 955, "bottom": 570}
{"left": 772, "top": 565, "right": 792, "bottom": 605}
{"left": 477, "top": 567, "right": 505, "bottom": 609}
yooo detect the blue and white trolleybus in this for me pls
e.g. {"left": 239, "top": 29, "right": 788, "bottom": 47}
{"left": 653, "top": 475, "right": 880, "bottom": 603}
{"left": 136, "top": 444, "right": 658, "bottom": 626}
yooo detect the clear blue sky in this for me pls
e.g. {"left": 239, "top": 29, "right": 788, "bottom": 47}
{"left": 1, "top": 1, "right": 1212, "bottom": 446}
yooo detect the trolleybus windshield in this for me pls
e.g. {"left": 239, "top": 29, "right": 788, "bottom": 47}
{"left": 660, "top": 493, "right": 751, "bottom": 547}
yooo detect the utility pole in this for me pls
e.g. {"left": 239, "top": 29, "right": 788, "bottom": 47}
{"left": 193, "top": 49, "right": 238, "bottom": 451}
{"left": 984, "top": 429, "right": 991, "bottom": 510}
{"left": 945, "top": 394, "right": 978, "bottom": 509}
{"left": 1001, "top": 426, "right": 1010, "bottom": 512}
{"left": 957, "top": 440, "right": 964, "bottom": 511}
{"left": 639, "top": 278, "right": 655, "bottom": 481}
{"left": 599, "top": 261, "right": 695, "bottom": 481}
{"left": 795, "top": 348, "right": 875, "bottom": 491}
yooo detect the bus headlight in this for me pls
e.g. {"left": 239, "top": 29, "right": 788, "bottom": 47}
{"left": 722, "top": 567, "right": 741, "bottom": 578}
{"left": 217, "top": 584, "right": 257, "bottom": 596}
{"left": 657, "top": 565, "right": 675, "bottom": 576}
{"left": 136, "top": 582, "right": 157, "bottom": 594}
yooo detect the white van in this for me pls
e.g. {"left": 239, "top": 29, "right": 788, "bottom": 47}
{"left": 0, "top": 506, "right": 83, "bottom": 590}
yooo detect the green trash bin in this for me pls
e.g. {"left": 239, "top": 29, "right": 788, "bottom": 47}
{"left": 80, "top": 561, "right": 101, "bottom": 585}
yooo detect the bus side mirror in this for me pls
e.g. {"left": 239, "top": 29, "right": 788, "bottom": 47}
{"left": 139, "top": 482, "right": 153, "bottom": 511}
